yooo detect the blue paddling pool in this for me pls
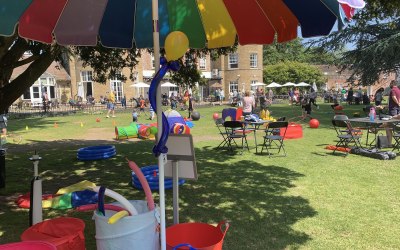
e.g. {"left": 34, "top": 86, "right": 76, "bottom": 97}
{"left": 132, "top": 165, "right": 185, "bottom": 190}
{"left": 77, "top": 145, "right": 116, "bottom": 161}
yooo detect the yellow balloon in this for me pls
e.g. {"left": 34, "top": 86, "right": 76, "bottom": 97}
{"left": 165, "top": 31, "right": 189, "bottom": 61}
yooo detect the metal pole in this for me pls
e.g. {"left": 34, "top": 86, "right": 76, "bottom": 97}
{"left": 172, "top": 161, "right": 179, "bottom": 224}
{"left": 152, "top": 1, "right": 166, "bottom": 249}
{"left": 29, "top": 152, "right": 42, "bottom": 226}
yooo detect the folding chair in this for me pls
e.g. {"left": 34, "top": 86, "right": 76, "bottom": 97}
{"left": 223, "top": 120, "right": 249, "bottom": 154}
{"left": 261, "top": 121, "right": 288, "bottom": 157}
{"left": 215, "top": 118, "right": 230, "bottom": 149}
{"left": 392, "top": 125, "right": 400, "bottom": 151}
{"left": 331, "top": 119, "right": 362, "bottom": 155}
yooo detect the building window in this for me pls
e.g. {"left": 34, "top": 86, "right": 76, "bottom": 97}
{"left": 228, "top": 53, "right": 238, "bottom": 69}
{"left": 23, "top": 89, "right": 31, "bottom": 100}
{"left": 250, "top": 80, "right": 257, "bottom": 91}
{"left": 199, "top": 56, "right": 206, "bottom": 70}
{"left": 110, "top": 73, "right": 123, "bottom": 102}
{"left": 81, "top": 71, "right": 92, "bottom": 82}
{"left": 250, "top": 53, "right": 258, "bottom": 68}
{"left": 229, "top": 81, "right": 238, "bottom": 94}
{"left": 32, "top": 86, "right": 40, "bottom": 99}
{"left": 81, "top": 71, "right": 93, "bottom": 97}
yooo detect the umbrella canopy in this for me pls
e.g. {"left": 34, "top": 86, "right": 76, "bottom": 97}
{"left": 296, "top": 82, "right": 311, "bottom": 87}
{"left": 0, "top": 1, "right": 365, "bottom": 249}
{"left": 266, "top": 82, "right": 282, "bottom": 88}
{"left": 250, "top": 82, "right": 266, "bottom": 87}
{"left": 0, "top": 0, "right": 364, "bottom": 49}
{"left": 312, "top": 82, "right": 318, "bottom": 91}
{"left": 130, "top": 82, "right": 150, "bottom": 88}
{"left": 161, "top": 82, "right": 177, "bottom": 87}
{"left": 282, "top": 82, "right": 296, "bottom": 87}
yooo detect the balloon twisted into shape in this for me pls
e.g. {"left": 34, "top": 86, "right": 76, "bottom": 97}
{"left": 149, "top": 57, "right": 180, "bottom": 157}
{"left": 150, "top": 31, "right": 189, "bottom": 157}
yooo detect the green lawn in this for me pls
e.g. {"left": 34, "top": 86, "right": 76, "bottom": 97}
{"left": 1, "top": 102, "right": 400, "bottom": 249}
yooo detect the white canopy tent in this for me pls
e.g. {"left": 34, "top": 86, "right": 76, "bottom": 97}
{"left": 250, "top": 82, "right": 266, "bottom": 87}
{"left": 296, "top": 82, "right": 310, "bottom": 87}
{"left": 266, "top": 82, "right": 282, "bottom": 88}
{"left": 282, "top": 82, "right": 296, "bottom": 87}
{"left": 161, "top": 82, "right": 177, "bottom": 87}
{"left": 130, "top": 82, "right": 150, "bottom": 97}
{"left": 312, "top": 82, "right": 318, "bottom": 91}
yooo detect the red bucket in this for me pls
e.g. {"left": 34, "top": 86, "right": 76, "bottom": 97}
{"left": 166, "top": 221, "right": 229, "bottom": 250}
{"left": 281, "top": 122, "right": 303, "bottom": 139}
{"left": 0, "top": 241, "right": 56, "bottom": 250}
{"left": 21, "top": 217, "right": 85, "bottom": 250}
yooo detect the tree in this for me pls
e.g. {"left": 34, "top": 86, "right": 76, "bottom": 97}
{"left": 309, "top": 0, "right": 400, "bottom": 86}
{"left": 263, "top": 61, "right": 325, "bottom": 85}
{"left": 0, "top": 35, "right": 141, "bottom": 114}
{"left": 263, "top": 38, "right": 336, "bottom": 65}
{"left": 0, "top": 33, "right": 236, "bottom": 113}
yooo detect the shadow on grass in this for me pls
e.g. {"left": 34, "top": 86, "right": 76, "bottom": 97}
{"left": 0, "top": 140, "right": 316, "bottom": 249}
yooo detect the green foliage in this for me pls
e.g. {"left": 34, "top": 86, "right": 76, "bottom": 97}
{"left": 308, "top": 0, "right": 400, "bottom": 85}
{"left": 263, "top": 38, "right": 336, "bottom": 65}
{"left": 263, "top": 61, "right": 325, "bottom": 84}
{"left": 73, "top": 46, "right": 141, "bottom": 83}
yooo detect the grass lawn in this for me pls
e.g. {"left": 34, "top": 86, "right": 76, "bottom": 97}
{"left": 1, "top": 102, "right": 400, "bottom": 249}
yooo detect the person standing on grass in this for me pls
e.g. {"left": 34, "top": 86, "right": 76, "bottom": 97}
{"left": 309, "top": 88, "right": 319, "bottom": 109}
{"left": 242, "top": 91, "right": 255, "bottom": 116}
{"left": 106, "top": 91, "right": 116, "bottom": 118}
{"left": 149, "top": 105, "right": 155, "bottom": 120}
{"left": 138, "top": 97, "right": 146, "bottom": 116}
{"left": 188, "top": 94, "right": 195, "bottom": 118}
{"left": 132, "top": 109, "right": 138, "bottom": 122}
{"left": 389, "top": 80, "right": 400, "bottom": 116}
{"left": 375, "top": 87, "right": 384, "bottom": 106}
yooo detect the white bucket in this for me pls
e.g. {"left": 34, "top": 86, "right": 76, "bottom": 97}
{"left": 93, "top": 200, "right": 160, "bottom": 250}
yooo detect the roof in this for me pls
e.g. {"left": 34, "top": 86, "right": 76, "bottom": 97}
{"left": 11, "top": 59, "right": 70, "bottom": 82}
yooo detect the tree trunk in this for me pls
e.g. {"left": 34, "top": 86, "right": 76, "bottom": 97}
{"left": 0, "top": 45, "right": 59, "bottom": 113}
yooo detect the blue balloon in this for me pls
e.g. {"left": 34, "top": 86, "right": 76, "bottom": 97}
{"left": 149, "top": 57, "right": 181, "bottom": 157}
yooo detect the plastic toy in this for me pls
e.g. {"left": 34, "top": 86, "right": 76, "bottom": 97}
{"left": 191, "top": 111, "right": 200, "bottom": 121}
{"left": 77, "top": 145, "right": 116, "bottom": 161}
{"left": 309, "top": 119, "right": 320, "bottom": 128}
{"left": 213, "top": 113, "right": 219, "bottom": 120}
{"left": 171, "top": 123, "right": 190, "bottom": 135}
{"left": 132, "top": 165, "right": 185, "bottom": 190}
{"left": 222, "top": 108, "right": 243, "bottom": 121}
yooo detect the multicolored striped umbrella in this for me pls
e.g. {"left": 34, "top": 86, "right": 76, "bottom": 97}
{"left": 1, "top": 0, "right": 365, "bottom": 49}
{"left": 0, "top": 1, "right": 365, "bottom": 249}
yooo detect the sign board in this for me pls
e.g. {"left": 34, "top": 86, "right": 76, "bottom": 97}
{"left": 164, "top": 134, "right": 197, "bottom": 180}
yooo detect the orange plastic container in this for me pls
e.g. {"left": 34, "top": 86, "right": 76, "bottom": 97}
{"left": 0, "top": 241, "right": 56, "bottom": 250}
{"left": 21, "top": 217, "right": 85, "bottom": 250}
{"left": 166, "top": 221, "right": 229, "bottom": 250}
{"left": 281, "top": 123, "right": 303, "bottom": 139}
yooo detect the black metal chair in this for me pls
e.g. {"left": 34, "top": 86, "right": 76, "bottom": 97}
{"left": 223, "top": 120, "right": 249, "bottom": 154}
{"left": 392, "top": 125, "right": 400, "bottom": 151}
{"left": 215, "top": 118, "right": 230, "bottom": 149}
{"left": 332, "top": 119, "right": 362, "bottom": 155}
{"left": 261, "top": 121, "right": 288, "bottom": 157}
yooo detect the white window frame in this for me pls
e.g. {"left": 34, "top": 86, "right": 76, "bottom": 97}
{"left": 228, "top": 53, "right": 238, "bottom": 69}
{"left": 250, "top": 53, "right": 258, "bottom": 68}
{"left": 81, "top": 71, "right": 94, "bottom": 98}
{"left": 229, "top": 81, "right": 239, "bottom": 93}
{"left": 110, "top": 73, "right": 123, "bottom": 102}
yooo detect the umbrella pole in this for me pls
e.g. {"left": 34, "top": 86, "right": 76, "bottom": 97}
{"left": 152, "top": 1, "right": 167, "bottom": 250}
